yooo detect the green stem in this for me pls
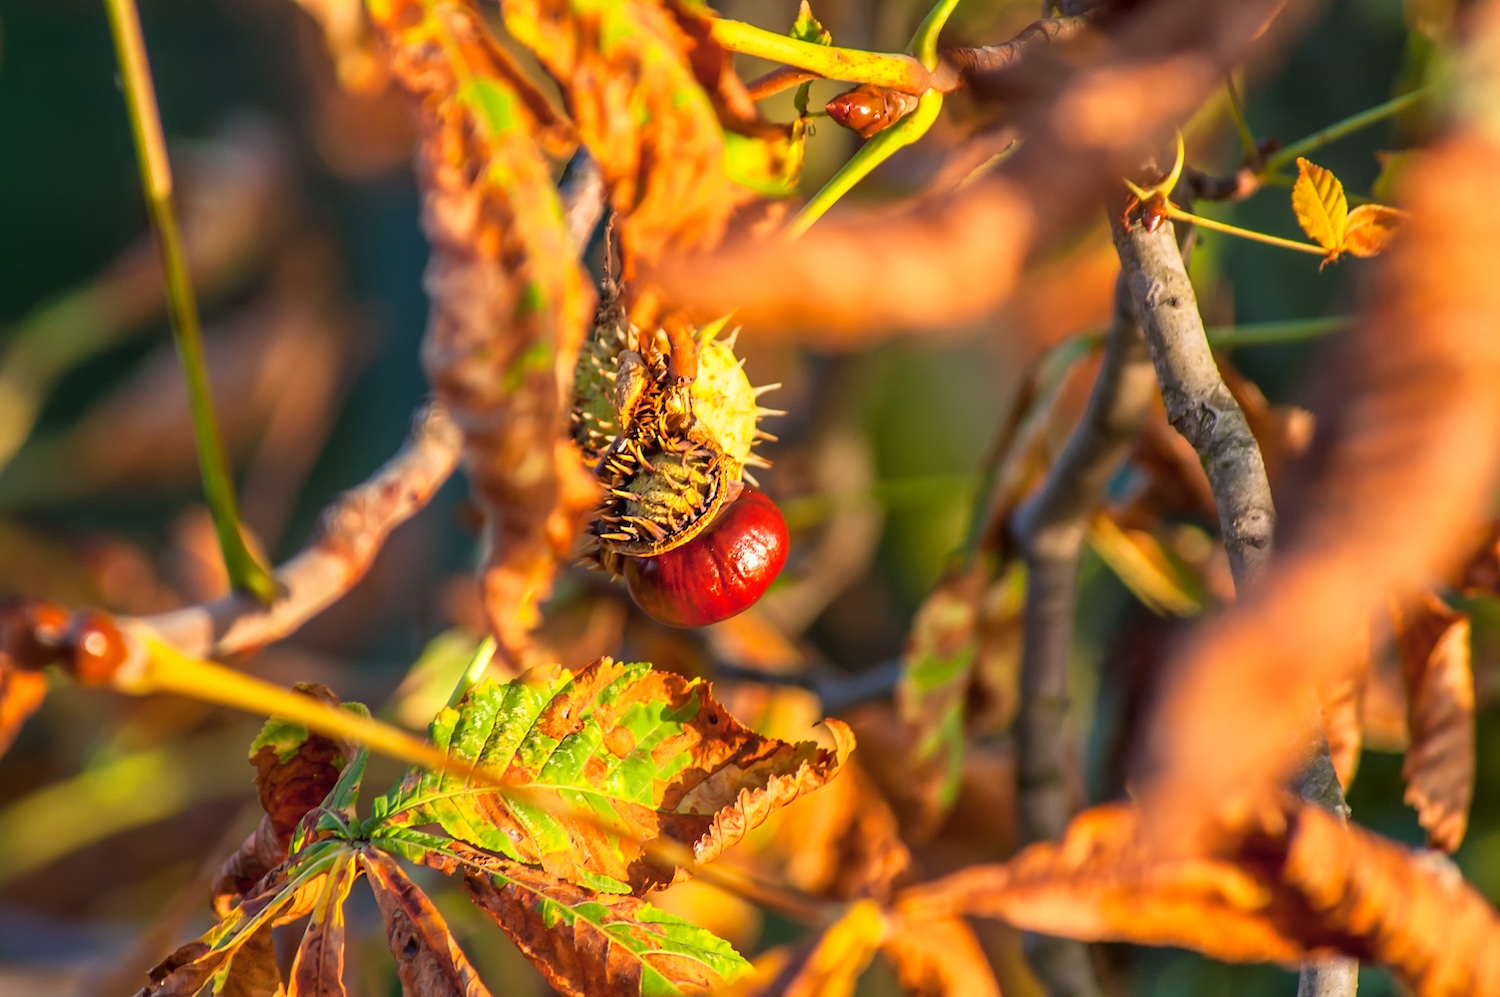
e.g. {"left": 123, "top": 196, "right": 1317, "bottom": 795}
{"left": 1225, "top": 76, "right": 1257, "bottom": 159}
{"left": 1165, "top": 205, "right": 1328, "bottom": 257}
{"left": 1206, "top": 316, "right": 1352, "bottom": 348}
{"left": 788, "top": 89, "right": 945, "bottom": 236}
{"left": 447, "top": 635, "right": 498, "bottom": 708}
{"left": 103, "top": 0, "right": 276, "bottom": 604}
{"left": 710, "top": 17, "right": 930, "bottom": 92}
{"left": 1261, "top": 85, "right": 1436, "bottom": 177}
{"left": 909, "top": 0, "right": 962, "bottom": 70}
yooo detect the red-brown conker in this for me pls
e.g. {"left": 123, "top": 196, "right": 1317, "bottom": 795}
{"left": 623, "top": 486, "right": 788, "bottom": 628}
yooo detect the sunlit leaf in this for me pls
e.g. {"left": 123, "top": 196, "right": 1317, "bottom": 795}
{"left": 1343, "top": 203, "right": 1404, "bottom": 257}
{"left": 879, "top": 916, "right": 1001, "bottom": 997}
{"left": 1087, "top": 513, "right": 1203, "bottom": 616}
{"left": 729, "top": 900, "right": 885, "bottom": 997}
{"left": 288, "top": 851, "right": 361, "bottom": 997}
{"left": 363, "top": 849, "right": 494, "bottom": 997}
{"left": 1389, "top": 592, "right": 1475, "bottom": 852}
{"left": 375, "top": 657, "right": 853, "bottom": 893}
{"left": 1292, "top": 157, "right": 1349, "bottom": 255}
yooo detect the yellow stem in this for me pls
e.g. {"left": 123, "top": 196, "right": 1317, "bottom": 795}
{"left": 1164, "top": 205, "right": 1328, "bottom": 257}
{"left": 710, "top": 17, "right": 931, "bottom": 92}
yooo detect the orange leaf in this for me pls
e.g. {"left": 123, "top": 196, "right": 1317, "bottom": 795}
{"left": 1389, "top": 593, "right": 1475, "bottom": 852}
{"left": 363, "top": 850, "right": 495, "bottom": 997}
{"left": 1343, "top": 203, "right": 1404, "bottom": 258}
{"left": 1292, "top": 157, "right": 1349, "bottom": 254}
{"left": 880, "top": 916, "right": 1001, "bottom": 997}
{"left": 1317, "top": 624, "right": 1372, "bottom": 791}
{"left": 729, "top": 900, "right": 886, "bottom": 997}
{"left": 288, "top": 853, "right": 360, "bottom": 997}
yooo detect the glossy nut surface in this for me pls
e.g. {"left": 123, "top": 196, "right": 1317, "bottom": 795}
{"left": 623, "top": 486, "right": 788, "bottom": 628}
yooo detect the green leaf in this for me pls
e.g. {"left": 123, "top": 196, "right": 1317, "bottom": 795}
{"left": 373, "top": 657, "right": 853, "bottom": 893}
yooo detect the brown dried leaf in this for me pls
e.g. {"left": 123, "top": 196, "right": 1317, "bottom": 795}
{"left": 1343, "top": 203, "right": 1404, "bottom": 258}
{"left": 250, "top": 684, "right": 355, "bottom": 849}
{"left": 368, "top": 0, "right": 597, "bottom": 669}
{"left": 212, "top": 817, "right": 288, "bottom": 918}
{"left": 1389, "top": 593, "right": 1475, "bottom": 852}
{"left": 879, "top": 916, "right": 1001, "bottom": 997}
{"left": 363, "top": 849, "right": 493, "bottom": 997}
{"left": 219, "top": 926, "right": 287, "bottom": 997}
{"left": 288, "top": 852, "right": 360, "bottom": 997}
{"left": 900, "top": 801, "right": 1500, "bottom": 997}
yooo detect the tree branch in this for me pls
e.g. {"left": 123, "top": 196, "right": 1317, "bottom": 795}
{"left": 1004, "top": 259, "right": 1157, "bottom": 997}
{"left": 140, "top": 400, "right": 462, "bottom": 658}
{"left": 1113, "top": 211, "right": 1357, "bottom": 997}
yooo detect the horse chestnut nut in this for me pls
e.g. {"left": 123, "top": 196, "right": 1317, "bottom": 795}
{"left": 623, "top": 486, "right": 788, "bottom": 628}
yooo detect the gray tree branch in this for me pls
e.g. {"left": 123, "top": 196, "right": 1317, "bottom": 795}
{"left": 1006, "top": 259, "right": 1158, "bottom": 997}
{"left": 1113, "top": 212, "right": 1358, "bottom": 997}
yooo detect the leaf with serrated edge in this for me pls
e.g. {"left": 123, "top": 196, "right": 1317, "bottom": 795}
{"left": 376, "top": 657, "right": 852, "bottom": 893}
{"left": 1343, "top": 204, "right": 1403, "bottom": 258}
{"left": 1292, "top": 157, "right": 1348, "bottom": 255}
{"left": 363, "top": 849, "right": 494, "bottom": 997}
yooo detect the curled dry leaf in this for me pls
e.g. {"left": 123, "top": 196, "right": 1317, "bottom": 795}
{"left": 1388, "top": 592, "right": 1475, "bottom": 852}
{"left": 378, "top": 657, "right": 853, "bottom": 893}
{"left": 367, "top": 0, "right": 597, "bottom": 668}
{"left": 250, "top": 683, "right": 357, "bottom": 847}
{"left": 899, "top": 800, "right": 1500, "bottom": 997}
{"left": 363, "top": 850, "right": 494, "bottom": 997}
{"left": 1316, "top": 622, "right": 1371, "bottom": 791}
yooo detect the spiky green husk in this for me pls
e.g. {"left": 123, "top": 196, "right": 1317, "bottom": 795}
{"left": 570, "top": 306, "right": 770, "bottom": 570}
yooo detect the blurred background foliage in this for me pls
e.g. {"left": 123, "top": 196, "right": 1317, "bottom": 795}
{"left": 0, "top": 0, "right": 1488, "bottom": 994}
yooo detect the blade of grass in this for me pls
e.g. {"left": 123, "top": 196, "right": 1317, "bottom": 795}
{"left": 103, "top": 0, "right": 276, "bottom": 603}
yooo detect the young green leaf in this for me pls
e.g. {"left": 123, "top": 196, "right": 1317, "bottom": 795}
{"left": 375, "top": 657, "right": 853, "bottom": 894}
{"left": 789, "top": 1, "right": 832, "bottom": 118}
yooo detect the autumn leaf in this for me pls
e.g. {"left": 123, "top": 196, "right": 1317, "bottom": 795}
{"left": 363, "top": 849, "right": 494, "bottom": 997}
{"left": 1087, "top": 512, "right": 1203, "bottom": 616}
{"left": 289, "top": 851, "right": 361, "bottom": 997}
{"left": 500, "top": 0, "right": 777, "bottom": 269}
{"left": 367, "top": 0, "right": 597, "bottom": 668}
{"left": 729, "top": 900, "right": 885, "bottom": 997}
{"left": 389, "top": 833, "right": 750, "bottom": 997}
{"left": 1292, "top": 157, "right": 1403, "bottom": 264}
{"left": 896, "top": 568, "right": 984, "bottom": 831}
{"left": 1317, "top": 624, "right": 1371, "bottom": 790}
{"left": 1389, "top": 592, "right": 1475, "bottom": 852}
{"left": 879, "top": 916, "right": 1001, "bottom": 997}
{"left": 898, "top": 801, "right": 1500, "bottom": 997}
{"left": 375, "top": 657, "right": 854, "bottom": 893}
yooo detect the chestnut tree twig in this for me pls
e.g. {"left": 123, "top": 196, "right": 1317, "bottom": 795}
{"left": 1113, "top": 210, "right": 1358, "bottom": 997}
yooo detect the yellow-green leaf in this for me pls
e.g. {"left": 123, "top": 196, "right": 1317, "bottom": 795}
{"left": 1291, "top": 157, "right": 1349, "bottom": 254}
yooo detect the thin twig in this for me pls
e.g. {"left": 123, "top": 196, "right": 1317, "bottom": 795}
{"left": 1005, "top": 258, "right": 1159, "bottom": 997}
{"left": 140, "top": 401, "right": 463, "bottom": 658}
{"left": 104, "top": 0, "right": 277, "bottom": 602}
{"left": 1113, "top": 211, "right": 1358, "bottom": 997}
